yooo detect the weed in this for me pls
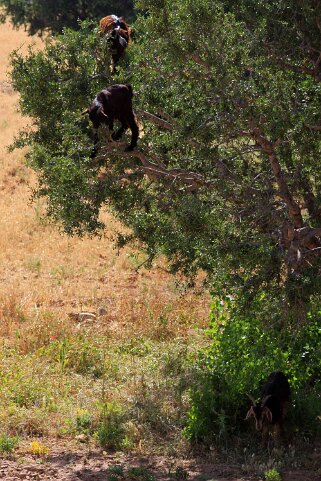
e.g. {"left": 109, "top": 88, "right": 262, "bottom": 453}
{"left": 25, "top": 257, "right": 42, "bottom": 273}
{"left": 0, "top": 434, "right": 19, "bottom": 453}
{"left": 75, "top": 409, "right": 92, "bottom": 433}
{"left": 169, "top": 466, "right": 189, "bottom": 480}
{"left": 30, "top": 440, "right": 50, "bottom": 456}
{"left": 264, "top": 468, "right": 282, "bottom": 481}
{"left": 50, "top": 265, "right": 72, "bottom": 284}
{"left": 108, "top": 464, "right": 125, "bottom": 481}
{"left": 127, "top": 466, "right": 155, "bottom": 481}
{"left": 95, "top": 402, "right": 128, "bottom": 450}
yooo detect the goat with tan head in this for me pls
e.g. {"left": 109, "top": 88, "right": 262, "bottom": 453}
{"left": 99, "top": 15, "right": 131, "bottom": 70}
{"left": 246, "top": 371, "right": 291, "bottom": 445}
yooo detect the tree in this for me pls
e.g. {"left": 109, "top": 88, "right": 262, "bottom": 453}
{"left": 0, "top": 0, "right": 135, "bottom": 35}
{"left": 9, "top": 0, "right": 321, "bottom": 325}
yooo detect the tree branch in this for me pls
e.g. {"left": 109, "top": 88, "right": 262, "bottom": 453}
{"left": 137, "top": 110, "right": 174, "bottom": 130}
{"left": 248, "top": 128, "right": 304, "bottom": 229}
{"left": 98, "top": 143, "right": 213, "bottom": 191}
{"left": 305, "top": 123, "right": 321, "bottom": 131}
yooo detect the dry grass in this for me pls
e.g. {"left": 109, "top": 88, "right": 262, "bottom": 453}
{"left": 0, "top": 20, "right": 210, "bottom": 451}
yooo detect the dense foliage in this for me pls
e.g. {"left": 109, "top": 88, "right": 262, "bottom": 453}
{"left": 0, "top": 0, "right": 135, "bottom": 35}
{"left": 185, "top": 296, "right": 321, "bottom": 443}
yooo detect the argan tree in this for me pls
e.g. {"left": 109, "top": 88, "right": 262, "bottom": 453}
{"left": 10, "top": 0, "right": 321, "bottom": 319}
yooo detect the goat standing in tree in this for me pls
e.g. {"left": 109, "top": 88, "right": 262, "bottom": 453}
{"left": 82, "top": 84, "right": 139, "bottom": 156}
{"left": 99, "top": 15, "right": 131, "bottom": 70}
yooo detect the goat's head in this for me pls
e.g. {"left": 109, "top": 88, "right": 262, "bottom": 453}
{"left": 245, "top": 395, "right": 273, "bottom": 432}
{"left": 110, "top": 27, "right": 128, "bottom": 49}
{"left": 82, "top": 103, "right": 109, "bottom": 129}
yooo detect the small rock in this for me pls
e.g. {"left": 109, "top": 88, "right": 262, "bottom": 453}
{"left": 97, "top": 307, "right": 108, "bottom": 317}
{"left": 75, "top": 434, "right": 89, "bottom": 443}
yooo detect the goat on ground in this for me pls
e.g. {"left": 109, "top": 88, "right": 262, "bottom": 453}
{"left": 82, "top": 84, "right": 139, "bottom": 156}
{"left": 99, "top": 15, "right": 131, "bottom": 69}
{"left": 245, "top": 371, "right": 291, "bottom": 445}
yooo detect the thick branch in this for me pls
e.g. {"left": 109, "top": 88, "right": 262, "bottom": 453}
{"left": 137, "top": 110, "right": 173, "bottom": 130}
{"left": 305, "top": 123, "right": 321, "bottom": 131}
{"left": 280, "top": 60, "right": 321, "bottom": 81}
{"left": 188, "top": 53, "right": 212, "bottom": 75}
{"left": 98, "top": 143, "right": 213, "bottom": 191}
{"left": 249, "top": 128, "right": 304, "bottom": 229}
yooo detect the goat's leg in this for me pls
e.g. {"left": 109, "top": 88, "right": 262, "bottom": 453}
{"left": 91, "top": 130, "right": 99, "bottom": 158}
{"left": 112, "top": 123, "right": 127, "bottom": 141}
{"left": 106, "top": 119, "right": 115, "bottom": 142}
{"left": 261, "top": 424, "right": 270, "bottom": 448}
{"left": 125, "top": 114, "right": 139, "bottom": 151}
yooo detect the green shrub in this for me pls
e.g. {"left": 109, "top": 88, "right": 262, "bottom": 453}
{"left": 264, "top": 468, "right": 282, "bottom": 481}
{"left": 95, "top": 402, "right": 130, "bottom": 450}
{"left": 127, "top": 467, "right": 155, "bottom": 481}
{"left": 108, "top": 465, "right": 125, "bottom": 481}
{"left": 185, "top": 296, "right": 321, "bottom": 444}
{"left": 75, "top": 410, "right": 92, "bottom": 434}
{"left": 0, "top": 434, "right": 19, "bottom": 453}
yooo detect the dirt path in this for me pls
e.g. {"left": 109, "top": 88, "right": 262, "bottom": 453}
{"left": 1, "top": 446, "right": 320, "bottom": 481}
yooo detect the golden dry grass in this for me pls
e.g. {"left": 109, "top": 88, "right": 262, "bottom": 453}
{"left": 0, "top": 20, "right": 210, "bottom": 353}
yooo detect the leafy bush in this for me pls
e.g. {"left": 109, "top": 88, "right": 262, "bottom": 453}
{"left": 0, "top": 434, "right": 19, "bottom": 453}
{"left": 0, "top": 0, "right": 136, "bottom": 35}
{"left": 95, "top": 402, "right": 132, "bottom": 450}
{"left": 127, "top": 467, "right": 155, "bottom": 481}
{"left": 75, "top": 409, "right": 92, "bottom": 434}
{"left": 264, "top": 469, "right": 281, "bottom": 481}
{"left": 184, "top": 295, "right": 321, "bottom": 444}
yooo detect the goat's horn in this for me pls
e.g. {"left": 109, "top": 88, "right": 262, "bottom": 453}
{"left": 81, "top": 108, "right": 89, "bottom": 115}
{"left": 261, "top": 394, "right": 272, "bottom": 406}
{"left": 98, "top": 106, "right": 108, "bottom": 118}
{"left": 246, "top": 394, "right": 256, "bottom": 405}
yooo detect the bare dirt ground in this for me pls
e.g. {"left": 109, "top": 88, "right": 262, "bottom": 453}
{"left": 0, "top": 19, "right": 320, "bottom": 481}
{"left": 1, "top": 444, "right": 321, "bottom": 481}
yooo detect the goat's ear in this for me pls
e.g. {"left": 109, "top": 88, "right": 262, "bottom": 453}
{"left": 245, "top": 406, "right": 255, "bottom": 420}
{"left": 118, "top": 36, "right": 128, "bottom": 48}
{"left": 246, "top": 394, "right": 256, "bottom": 405}
{"left": 262, "top": 406, "right": 273, "bottom": 423}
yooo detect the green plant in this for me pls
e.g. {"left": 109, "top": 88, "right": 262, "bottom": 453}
{"left": 0, "top": 0, "right": 136, "bottom": 35}
{"left": 169, "top": 466, "right": 189, "bottom": 480}
{"left": 108, "top": 465, "right": 125, "bottom": 481}
{"left": 185, "top": 296, "right": 321, "bottom": 444}
{"left": 25, "top": 257, "right": 42, "bottom": 273}
{"left": 264, "top": 468, "right": 282, "bottom": 481}
{"left": 95, "top": 402, "right": 128, "bottom": 450}
{"left": 127, "top": 467, "right": 155, "bottom": 481}
{"left": 0, "top": 434, "right": 19, "bottom": 453}
{"left": 75, "top": 410, "right": 92, "bottom": 434}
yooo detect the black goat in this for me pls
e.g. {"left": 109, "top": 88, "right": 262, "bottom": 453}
{"left": 246, "top": 371, "right": 291, "bottom": 445}
{"left": 82, "top": 84, "right": 139, "bottom": 156}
